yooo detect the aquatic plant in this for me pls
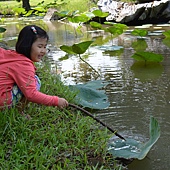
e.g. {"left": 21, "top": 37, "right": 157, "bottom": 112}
{"left": 92, "top": 9, "right": 109, "bottom": 18}
{"left": 60, "top": 40, "right": 100, "bottom": 75}
{"left": 162, "top": 30, "right": 170, "bottom": 48}
{"left": 163, "top": 37, "right": 170, "bottom": 48}
{"left": 131, "top": 28, "right": 148, "bottom": 37}
{"left": 90, "top": 21, "right": 103, "bottom": 29}
{"left": 69, "top": 80, "right": 110, "bottom": 109}
{"left": 92, "top": 9, "right": 109, "bottom": 24}
{"left": 56, "top": 10, "right": 94, "bottom": 36}
{"left": 131, "top": 51, "right": 164, "bottom": 63}
{"left": 108, "top": 116, "right": 160, "bottom": 160}
{"left": 162, "top": 30, "right": 170, "bottom": 38}
{"left": 104, "top": 23, "right": 127, "bottom": 40}
{"left": 132, "top": 39, "right": 148, "bottom": 52}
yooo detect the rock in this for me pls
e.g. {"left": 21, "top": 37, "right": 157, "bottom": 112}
{"left": 44, "top": 8, "right": 62, "bottom": 21}
{"left": 137, "top": 0, "right": 160, "bottom": 3}
{"left": 97, "top": 0, "right": 170, "bottom": 25}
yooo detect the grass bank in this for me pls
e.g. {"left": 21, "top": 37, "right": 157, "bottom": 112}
{"left": 0, "top": 0, "right": 96, "bottom": 16}
{"left": 0, "top": 60, "right": 123, "bottom": 169}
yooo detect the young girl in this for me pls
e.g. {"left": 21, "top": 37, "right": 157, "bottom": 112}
{"left": 0, "top": 25, "right": 68, "bottom": 110}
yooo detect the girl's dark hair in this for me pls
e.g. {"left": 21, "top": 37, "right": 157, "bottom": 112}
{"left": 15, "top": 25, "right": 49, "bottom": 59}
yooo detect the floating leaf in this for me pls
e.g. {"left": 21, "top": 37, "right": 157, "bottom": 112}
{"left": 113, "top": 23, "right": 128, "bottom": 31}
{"left": 132, "top": 39, "right": 148, "bottom": 52}
{"left": 72, "top": 41, "right": 93, "bottom": 54}
{"left": 59, "top": 10, "right": 79, "bottom": 18}
{"left": 131, "top": 29, "right": 148, "bottom": 37}
{"left": 104, "top": 24, "right": 127, "bottom": 37}
{"left": 90, "top": 21, "right": 103, "bottom": 29}
{"left": 162, "top": 37, "right": 170, "bottom": 48}
{"left": 69, "top": 80, "right": 110, "bottom": 109}
{"left": 56, "top": 10, "right": 70, "bottom": 17}
{"left": 104, "top": 21, "right": 115, "bottom": 25}
{"left": 108, "top": 116, "right": 160, "bottom": 160}
{"left": 105, "top": 26, "right": 123, "bottom": 35}
{"left": 131, "top": 52, "right": 164, "bottom": 62}
{"left": 68, "top": 12, "right": 94, "bottom": 23}
{"left": 60, "top": 41, "right": 93, "bottom": 55}
{"left": 71, "top": 10, "right": 79, "bottom": 16}
{"left": 92, "top": 9, "right": 109, "bottom": 18}
{"left": 162, "top": 30, "right": 170, "bottom": 38}
{"left": 68, "top": 13, "right": 91, "bottom": 23}
{"left": 60, "top": 45, "right": 76, "bottom": 54}
{"left": 84, "top": 11, "right": 95, "bottom": 19}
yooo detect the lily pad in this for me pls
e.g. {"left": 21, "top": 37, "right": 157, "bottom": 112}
{"left": 162, "top": 30, "right": 170, "bottom": 38}
{"left": 60, "top": 41, "right": 93, "bottom": 55}
{"left": 90, "top": 21, "right": 103, "bottom": 29}
{"left": 132, "top": 39, "right": 148, "bottom": 52}
{"left": 69, "top": 80, "right": 110, "bottom": 109}
{"left": 131, "top": 29, "right": 148, "bottom": 37}
{"left": 92, "top": 9, "right": 109, "bottom": 18}
{"left": 163, "top": 37, "right": 170, "bottom": 48}
{"left": 108, "top": 116, "right": 160, "bottom": 160}
{"left": 131, "top": 51, "right": 164, "bottom": 62}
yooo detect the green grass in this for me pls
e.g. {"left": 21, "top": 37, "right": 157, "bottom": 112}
{"left": 0, "top": 0, "right": 97, "bottom": 16}
{"left": 61, "top": 0, "right": 95, "bottom": 13}
{"left": 0, "top": 59, "right": 123, "bottom": 169}
{"left": 0, "top": 1, "right": 19, "bottom": 15}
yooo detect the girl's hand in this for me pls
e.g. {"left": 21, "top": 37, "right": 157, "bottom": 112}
{"left": 57, "top": 97, "right": 69, "bottom": 108}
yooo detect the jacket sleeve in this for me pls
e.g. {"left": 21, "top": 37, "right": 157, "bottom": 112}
{"left": 10, "top": 60, "right": 59, "bottom": 106}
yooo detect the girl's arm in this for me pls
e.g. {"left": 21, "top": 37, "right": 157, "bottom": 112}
{"left": 11, "top": 61, "right": 60, "bottom": 106}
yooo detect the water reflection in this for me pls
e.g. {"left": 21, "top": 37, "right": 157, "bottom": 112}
{"left": 1, "top": 18, "right": 170, "bottom": 170}
{"left": 131, "top": 62, "right": 163, "bottom": 82}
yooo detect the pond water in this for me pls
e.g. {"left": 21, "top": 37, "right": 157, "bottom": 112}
{"left": 1, "top": 17, "right": 170, "bottom": 170}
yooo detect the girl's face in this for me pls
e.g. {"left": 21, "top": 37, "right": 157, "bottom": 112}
{"left": 30, "top": 37, "right": 48, "bottom": 62}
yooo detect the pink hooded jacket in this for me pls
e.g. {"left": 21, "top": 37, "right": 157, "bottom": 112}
{"left": 0, "top": 48, "right": 59, "bottom": 107}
